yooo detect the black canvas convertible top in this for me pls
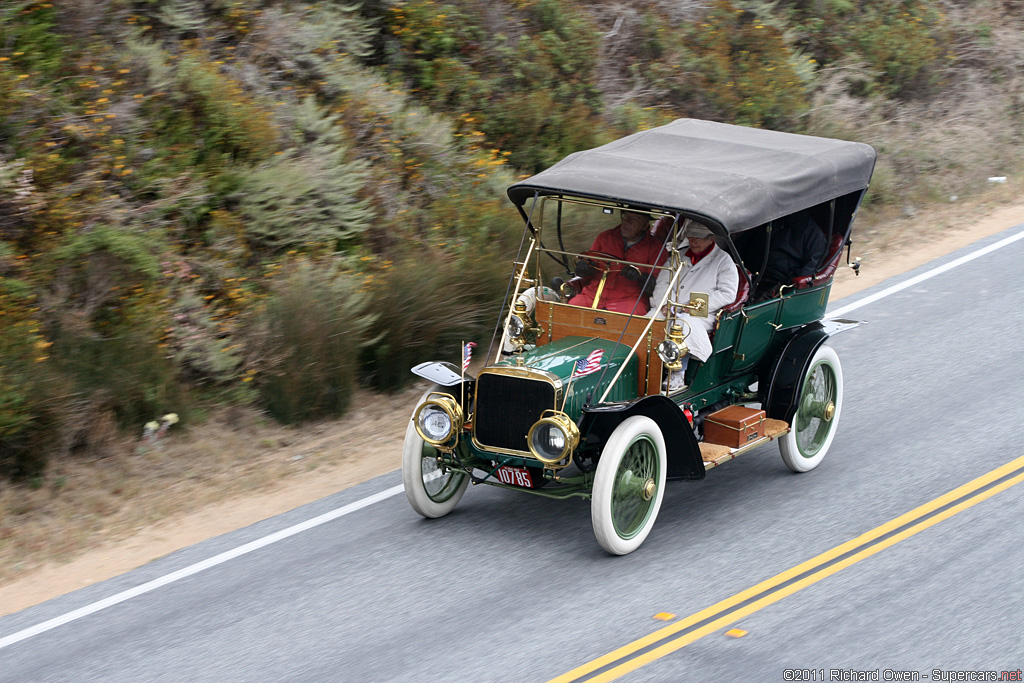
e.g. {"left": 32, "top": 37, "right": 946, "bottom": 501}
{"left": 507, "top": 119, "right": 877, "bottom": 234}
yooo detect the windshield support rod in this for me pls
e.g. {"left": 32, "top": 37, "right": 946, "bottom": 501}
{"left": 750, "top": 221, "right": 773, "bottom": 296}
{"left": 494, "top": 237, "right": 538, "bottom": 364}
{"left": 488, "top": 192, "right": 540, "bottom": 363}
{"left": 818, "top": 199, "right": 836, "bottom": 273}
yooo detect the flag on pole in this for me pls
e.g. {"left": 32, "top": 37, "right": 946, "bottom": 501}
{"left": 462, "top": 341, "right": 477, "bottom": 372}
{"left": 571, "top": 349, "right": 603, "bottom": 378}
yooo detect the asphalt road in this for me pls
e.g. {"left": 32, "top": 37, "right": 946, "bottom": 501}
{"left": 3, "top": 226, "right": 1024, "bottom": 683}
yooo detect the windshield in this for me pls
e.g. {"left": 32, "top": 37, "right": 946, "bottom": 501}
{"left": 530, "top": 198, "right": 678, "bottom": 280}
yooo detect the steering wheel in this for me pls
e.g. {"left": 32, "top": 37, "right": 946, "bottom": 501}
{"left": 578, "top": 250, "right": 623, "bottom": 275}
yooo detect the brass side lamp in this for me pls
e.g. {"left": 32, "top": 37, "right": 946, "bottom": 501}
{"left": 656, "top": 323, "right": 690, "bottom": 372}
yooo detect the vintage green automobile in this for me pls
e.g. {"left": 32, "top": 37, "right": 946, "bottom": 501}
{"left": 402, "top": 119, "right": 876, "bottom": 554}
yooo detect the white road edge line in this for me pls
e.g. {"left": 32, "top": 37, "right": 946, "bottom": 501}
{"left": 0, "top": 484, "right": 405, "bottom": 650}
{"left": 828, "top": 227, "right": 1024, "bottom": 319}
{"left": 5, "top": 226, "right": 1024, "bottom": 652}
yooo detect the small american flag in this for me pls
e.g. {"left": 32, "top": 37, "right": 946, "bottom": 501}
{"left": 462, "top": 342, "right": 476, "bottom": 372}
{"left": 572, "top": 349, "right": 603, "bottom": 378}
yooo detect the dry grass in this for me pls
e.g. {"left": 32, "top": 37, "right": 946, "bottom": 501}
{"left": 853, "top": 173, "right": 1024, "bottom": 265}
{"left": 0, "top": 385, "right": 424, "bottom": 586}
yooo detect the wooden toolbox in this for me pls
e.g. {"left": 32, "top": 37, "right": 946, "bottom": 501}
{"left": 703, "top": 406, "right": 767, "bottom": 448}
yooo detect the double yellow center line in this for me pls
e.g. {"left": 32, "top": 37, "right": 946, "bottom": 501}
{"left": 549, "top": 454, "right": 1024, "bottom": 683}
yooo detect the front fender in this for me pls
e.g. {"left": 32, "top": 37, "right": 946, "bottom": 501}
{"left": 581, "top": 395, "right": 705, "bottom": 481}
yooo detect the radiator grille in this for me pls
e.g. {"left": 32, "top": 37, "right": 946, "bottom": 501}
{"left": 474, "top": 373, "right": 556, "bottom": 453}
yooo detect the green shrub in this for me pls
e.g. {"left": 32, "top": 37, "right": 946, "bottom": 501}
{"left": 43, "top": 225, "right": 184, "bottom": 429}
{"left": 681, "top": 1, "right": 810, "bottom": 128}
{"left": 383, "top": 0, "right": 608, "bottom": 173}
{"left": 0, "top": 286, "right": 68, "bottom": 479}
{"left": 786, "top": 0, "right": 947, "bottom": 97}
{"left": 238, "top": 97, "right": 374, "bottom": 255}
{"left": 49, "top": 310, "right": 185, "bottom": 428}
{"left": 248, "top": 261, "right": 376, "bottom": 424}
{"left": 0, "top": 2, "right": 64, "bottom": 79}
{"left": 168, "top": 288, "right": 248, "bottom": 390}
{"left": 159, "top": 52, "right": 278, "bottom": 166}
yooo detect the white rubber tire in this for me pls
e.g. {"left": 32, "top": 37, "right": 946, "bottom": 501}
{"left": 780, "top": 344, "right": 844, "bottom": 473}
{"left": 402, "top": 387, "right": 469, "bottom": 518}
{"left": 592, "top": 416, "right": 667, "bottom": 555}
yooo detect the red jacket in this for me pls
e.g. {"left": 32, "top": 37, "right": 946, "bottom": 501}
{"left": 568, "top": 227, "right": 666, "bottom": 315}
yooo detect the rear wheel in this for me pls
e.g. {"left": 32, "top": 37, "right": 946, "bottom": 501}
{"left": 780, "top": 344, "right": 843, "bottom": 473}
{"left": 402, "top": 387, "right": 469, "bottom": 518}
{"left": 591, "top": 416, "right": 667, "bottom": 555}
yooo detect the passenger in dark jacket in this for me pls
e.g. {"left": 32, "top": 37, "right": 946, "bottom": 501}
{"left": 762, "top": 210, "right": 827, "bottom": 284}
{"left": 739, "top": 209, "right": 827, "bottom": 300}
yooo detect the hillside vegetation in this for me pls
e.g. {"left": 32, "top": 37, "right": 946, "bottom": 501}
{"left": 1, "top": 0, "right": 1022, "bottom": 480}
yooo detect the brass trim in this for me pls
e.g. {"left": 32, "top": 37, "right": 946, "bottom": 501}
{"left": 471, "top": 367, "right": 562, "bottom": 457}
{"left": 477, "top": 364, "right": 564, "bottom": 393}
{"left": 645, "top": 329, "right": 653, "bottom": 390}
{"left": 496, "top": 238, "right": 537, "bottom": 363}
{"left": 537, "top": 247, "right": 675, "bottom": 275}
{"left": 591, "top": 271, "right": 609, "bottom": 309}
{"left": 546, "top": 300, "right": 554, "bottom": 343}
{"left": 673, "top": 292, "right": 709, "bottom": 318}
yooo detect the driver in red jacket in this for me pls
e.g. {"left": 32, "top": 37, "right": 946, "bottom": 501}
{"left": 568, "top": 210, "right": 666, "bottom": 315}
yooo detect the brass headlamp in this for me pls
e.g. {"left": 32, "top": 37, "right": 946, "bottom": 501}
{"left": 413, "top": 392, "right": 464, "bottom": 449}
{"left": 527, "top": 410, "right": 580, "bottom": 465}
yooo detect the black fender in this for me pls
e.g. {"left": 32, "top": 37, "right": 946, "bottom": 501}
{"left": 581, "top": 395, "right": 705, "bottom": 481}
{"left": 762, "top": 323, "right": 829, "bottom": 423}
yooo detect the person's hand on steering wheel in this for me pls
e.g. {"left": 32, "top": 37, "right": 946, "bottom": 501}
{"left": 575, "top": 250, "right": 618, "bottom": 278}
{"left": 621, "top": 264, "right": 643, "bottom": 282}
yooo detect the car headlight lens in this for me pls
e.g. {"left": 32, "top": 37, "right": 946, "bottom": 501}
{"left": 527, "top": 411, "right": 580, "bottom": 464}
{"left": 418, "top": 406, "right": 452, "bottom": 442}
{"left": 657, "top": 340, "right": 681, "bottom": 364}
{"left": 506, "top": 314, "right": 525, "bottom": 339}
{"left": 413, "top": 394, "right": 464, "bottom": 446}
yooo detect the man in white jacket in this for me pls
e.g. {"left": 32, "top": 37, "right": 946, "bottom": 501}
{"left": 649, "top": 220, "right": 739, "bottom": 390}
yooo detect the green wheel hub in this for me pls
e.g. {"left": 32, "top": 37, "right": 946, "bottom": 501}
{"left": 611, "top": 435, "right": 660, "bottom": 539}
{"left": 794, "top": 358, "right": 839, "bottom": 458}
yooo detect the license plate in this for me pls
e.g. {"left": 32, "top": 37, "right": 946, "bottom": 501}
{"left": 495, "top": 465, "right": 533, "bottom": 488}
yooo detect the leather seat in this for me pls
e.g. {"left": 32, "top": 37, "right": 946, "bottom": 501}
{"left": 719, "top": 265, "right": 750, "bottom": 314}
{"left": 792, "top": 233, "right": 845, "bottom": 289}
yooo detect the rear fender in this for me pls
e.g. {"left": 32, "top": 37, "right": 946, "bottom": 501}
{"left": 581, "top": 395, "right": 705, "bottom": 481}
{"left": 762, "top": 324, "right": 828, "bottom": 423}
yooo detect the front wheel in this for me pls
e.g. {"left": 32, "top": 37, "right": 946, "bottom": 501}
{"left": 779, "top": 344, "right": 844, "bottom": 473}
{"left": 402, "top": 387, "right": 469, "bottom": 518}
{"left": 591, "top": 416, "right": 667, "bottom": 555}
